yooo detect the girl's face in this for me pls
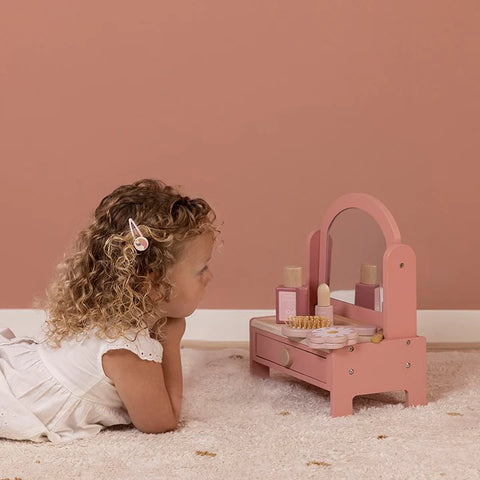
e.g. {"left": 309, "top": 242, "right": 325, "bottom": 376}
{"left": 162, "top": 231, "right": 215, "bottom": 318}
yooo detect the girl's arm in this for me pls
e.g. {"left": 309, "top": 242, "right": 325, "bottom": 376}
{"left": 102, "top": 317, "right": 185, "bottom": 434}
{"left": 158, "top": 317, "right": 185, "bottom": 422}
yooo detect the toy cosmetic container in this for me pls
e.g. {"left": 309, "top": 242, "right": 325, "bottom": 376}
{"left": 314, "top": 283, "right": 334, "bottom": 324}
{"left": 275, "top": 266, "right": 309, "bottom": 324}
{"left": 354, "top": 264, "right": 381, "bottom": 311}
{"left": 305, "top": 326, "right": 359, "bottom": 349}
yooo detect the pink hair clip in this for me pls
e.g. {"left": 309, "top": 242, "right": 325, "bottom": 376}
{"left": 128, "top": 218, "right": 149, "bottom": 252}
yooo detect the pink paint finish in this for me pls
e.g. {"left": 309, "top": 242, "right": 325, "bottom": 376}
{"left": 275, "top": 266, "right": 309, "bottom": 323}
{"left": 354, "top": 283, "right": 380, "bottom": 310}
{"left": 354, "top": 264, "right": 381, "bottom": 310}
{"left": 275, "top": 286, "right": 309, "bottom": 324}
{"left": 251, "top": 193, "right": 427, "bottom": 416}
{"left": 251, "top": 318, "right": 426, "bottom": 416}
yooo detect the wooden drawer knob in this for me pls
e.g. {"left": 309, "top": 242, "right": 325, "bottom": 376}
{"left": 280, "top": 348, "right": 293, "bottom": 367}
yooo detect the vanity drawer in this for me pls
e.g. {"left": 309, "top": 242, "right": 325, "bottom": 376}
{"left": 255, "top": 332, "right": 327, "bottom": 383}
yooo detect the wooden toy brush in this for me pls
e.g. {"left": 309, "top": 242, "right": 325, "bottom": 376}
{"left": 281, "top": 315, "right": 331, "bottom": 338}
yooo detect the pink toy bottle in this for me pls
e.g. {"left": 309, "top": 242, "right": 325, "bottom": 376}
{"left": 275, "top": 266, "right": 309, "bottom": 324}
{"left": 354, "top": 264, "right": 381, "bottom": 311}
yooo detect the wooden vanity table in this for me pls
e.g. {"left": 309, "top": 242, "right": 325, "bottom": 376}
{"left": 249, "top": 193, "right": 427, "bottom": 417}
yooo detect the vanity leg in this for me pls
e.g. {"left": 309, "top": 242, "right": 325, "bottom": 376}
{"left": 405, "top": 386, "right": 427, "bottom": 407}
{"left": 404, "top": 346, "right": 427, "bottom": 407}
{"left": 329, "top": 391, "right": 354, "bottom": 417}
{"left": 250, "top": 360, "right": 270, "bottom": 378}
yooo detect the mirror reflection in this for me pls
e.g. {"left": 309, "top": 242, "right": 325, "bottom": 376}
{"left": 327, "top": 208, "right": 385, "bottom": 310}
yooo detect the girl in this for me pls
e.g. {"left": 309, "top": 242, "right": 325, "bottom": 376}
{"left": 0, "top": 179, "right": 216, "bottom": 442}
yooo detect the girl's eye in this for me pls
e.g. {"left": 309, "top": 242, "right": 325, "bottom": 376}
{"left": 199, "top": 265, "right": 209, "bottom": 274}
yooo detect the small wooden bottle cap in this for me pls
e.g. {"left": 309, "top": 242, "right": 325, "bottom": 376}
{"left": 283, "top": 266, "right": 303, "bottom": 287}
{"left": 360, "top": 264, "right": 377, "bottom": 285}
{"left": 317, "top": 283, "right": 331, "bottom": 307}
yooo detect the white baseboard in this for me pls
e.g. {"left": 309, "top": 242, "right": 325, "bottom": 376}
{"left": 1, "top": 309, "right": 479, "bottom": 345}
{"left": 186, "top": 309, "right": 480, "bottom": 345}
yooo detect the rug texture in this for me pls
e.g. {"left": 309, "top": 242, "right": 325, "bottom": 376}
{"left": 1, "top": 348, "right": 479, "bottom": 480}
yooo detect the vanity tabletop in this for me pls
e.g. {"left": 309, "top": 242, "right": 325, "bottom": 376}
{"left": 251, "top": 315, "right": 374, "bottom": 348}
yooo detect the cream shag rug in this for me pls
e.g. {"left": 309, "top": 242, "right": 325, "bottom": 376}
{"left": 1, "top": 348, "right": 480, "bottom": 480}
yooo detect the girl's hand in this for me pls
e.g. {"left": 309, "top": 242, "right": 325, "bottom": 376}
{"left": 161, "top": 317, "right": 186, "bottom": 346}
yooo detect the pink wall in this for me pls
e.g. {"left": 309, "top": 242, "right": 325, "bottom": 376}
{"left": 1, "top": 1, "right": 479, "bottom": 310}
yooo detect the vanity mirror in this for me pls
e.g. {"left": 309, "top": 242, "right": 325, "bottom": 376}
{"left": 327, "top": 207, "right": 385, "bottom": 309}
{"left": 250, "top": 193, "right": 427, "bottom": 416}
{"left": 307, "top": 193, "right": 415, "bottom": 339}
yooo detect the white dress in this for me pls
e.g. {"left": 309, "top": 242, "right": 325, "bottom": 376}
{"left": 0, "top": 326, "right": 163, "bottom": 443}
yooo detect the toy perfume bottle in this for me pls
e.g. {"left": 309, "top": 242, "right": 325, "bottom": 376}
{"left": 354, "top": 264, "right": 381, "bottom": 311}
{"left": 275, "top": 266, "right": 309, "bottom": 324}
{"left": 314, "top": 283, "right": 334, "bottom": 324}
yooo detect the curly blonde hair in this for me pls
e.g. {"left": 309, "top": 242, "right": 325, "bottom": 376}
{"left": 44, "top": 179, "right": 216, "bottom": 346}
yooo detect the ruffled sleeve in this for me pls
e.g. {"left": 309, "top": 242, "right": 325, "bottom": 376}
{"left": 98, "top": 329, "right": 163, "bottom": 373}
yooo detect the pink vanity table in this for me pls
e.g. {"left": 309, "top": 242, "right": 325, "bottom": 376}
{"left": 249, "top": 193, "right": 427, "bottom": 416}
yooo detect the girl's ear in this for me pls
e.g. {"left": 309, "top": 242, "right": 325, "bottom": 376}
{"left": 146, "top": 273, "right": 171, "bottom": 304}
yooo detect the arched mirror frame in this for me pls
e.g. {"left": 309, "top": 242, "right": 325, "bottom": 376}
{"left": 307, "top": 193, "right": 417, "bottom": 340}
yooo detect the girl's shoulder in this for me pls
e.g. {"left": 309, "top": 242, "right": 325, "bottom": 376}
{"left": 94, "top": 328, "right": 163, "bottom": 364}
{"left": 40, "top": 328, "right": 164, "bottom": 376}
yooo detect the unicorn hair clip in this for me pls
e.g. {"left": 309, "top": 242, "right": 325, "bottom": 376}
{"left": 128, "top": 218, "right": 149, "bottom": 252}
